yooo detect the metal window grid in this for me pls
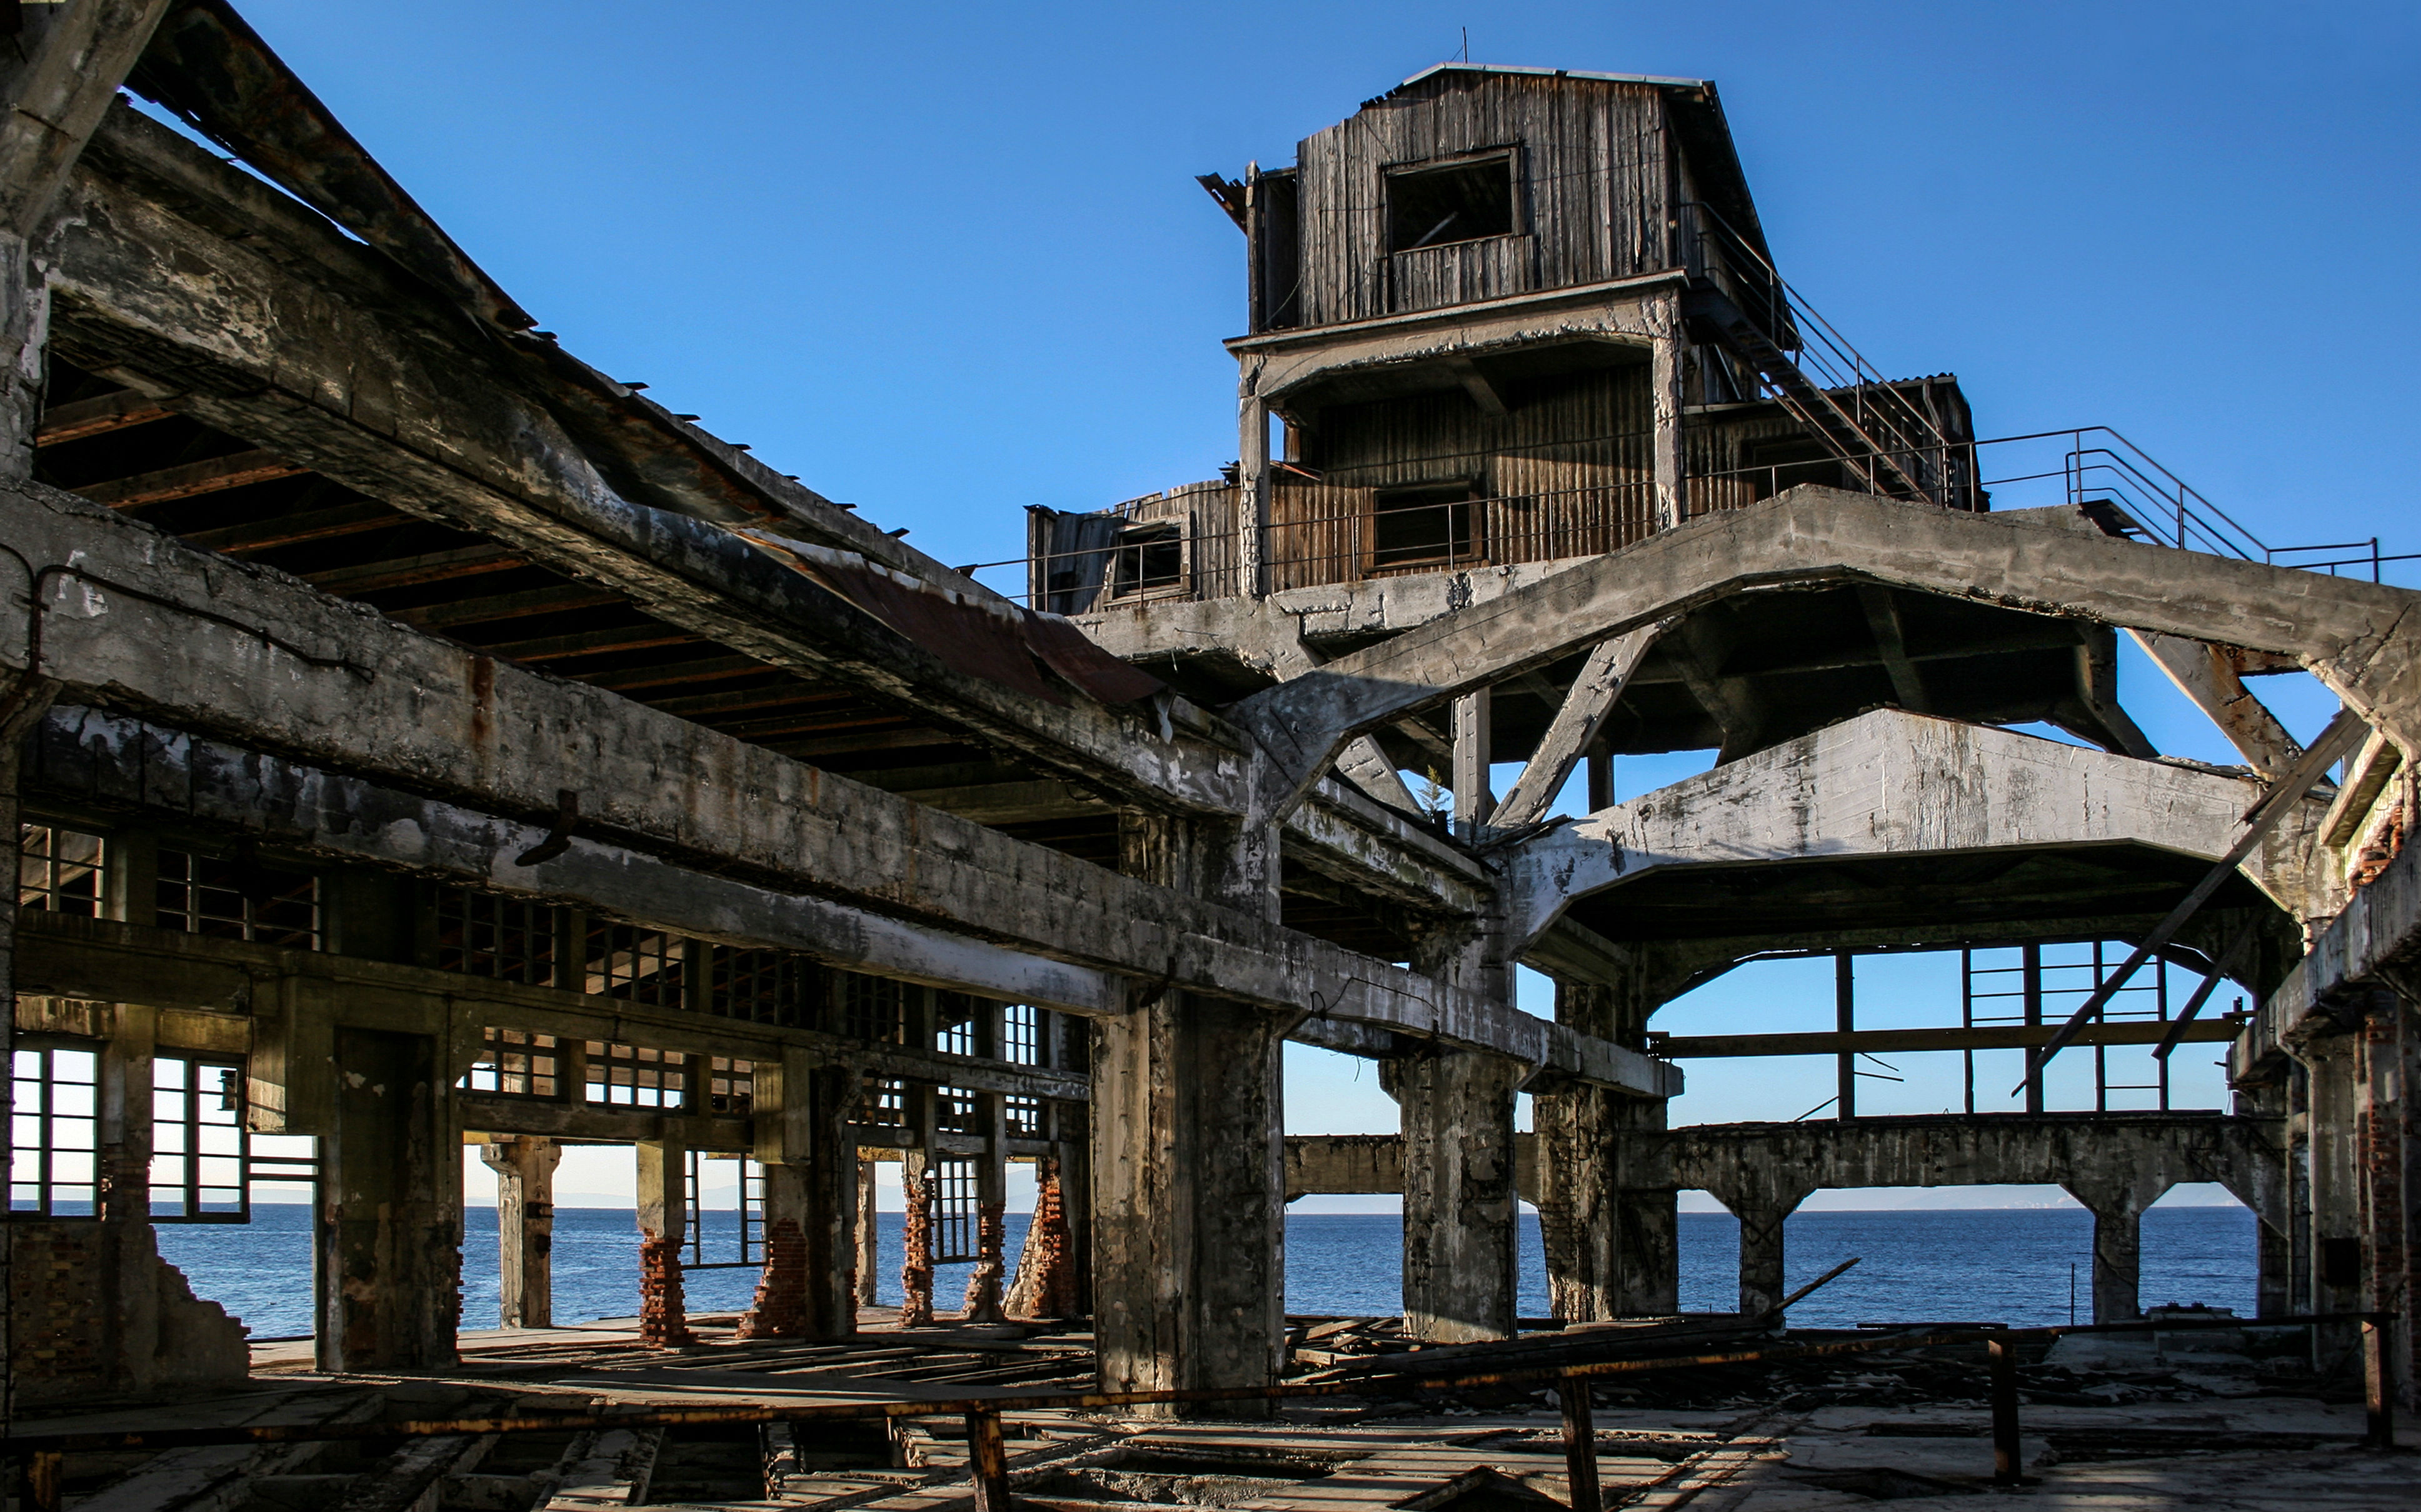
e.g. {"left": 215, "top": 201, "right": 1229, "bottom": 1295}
{"left": 150, "top": 1054, "right": 248, "bottom": 1222}
{"left": 706, "top": 1056, "right": 754, "bottom": 1114}
{"left": 859, "top": 1077, "right": 907, "bottom": 1126}
{"left": 683, "top": 1151, "right": 765, "bottom": 1269}
{"left": 434, "top": 885, "right": 558, "bottom": 986}
{"left": 936, "top": 1085, "right": 980, "bottom": 1134}
{"left": 156, "top": 848, "right": 319, "bottom": 949}
{"left": 934, "top": 994, "right": 978, "bottom": 1057}
{"left": 1005, "top": 1095, "right": 1043, "bottom": 1138}
{"left": 18, "top": 824, "right": 105, "bottom": 916}
{"left": 586, "top": 923, "right": 687, "bottom": 1006}
{"left": 11, "top": 1043, "right": 99, "bottom": 1217}
{"left": 1961, "top": 941, "right": 2176, "bottom": 1113}
{"left": 460, "top": 1029, "right": 561, "bottom": 1100}
{"left": 1001, "top": 1004, "right": 1041, "bottom": 1066}
{"left": 709, "top": 947, "right": 811, "bottom": 1026}
{"left": 585, "top": 1041, "right": 686, "bottom": 1109}
{"left": 841, "top": 973, "right": 906, "bottom": 1044}
{"left": 931, "top": 1158, "right": 978, "bottom": 1263}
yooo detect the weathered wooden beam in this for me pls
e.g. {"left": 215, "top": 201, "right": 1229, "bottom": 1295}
{"left": 1493, "top": 619, "right": 1670, "bottom": 828}
{"left": 33, "top": 386, "right": 171, "bottom": 446}
{"left": 48, "top": 108, "right": 1254, "bottom": 821}
{"left": 384, "top": 581, "right": 624, "bottom": 630}
{"left": 71, "top": 446, "right": 309, "bottom": 508}
{"left": 301, "top": 544, "right": 525, "bottom": 596}
{"left": 484, "top": 623, "right": 706, "bottom": 663}
{"left": 181, "top": 497, "right": 399, "bottom": 554}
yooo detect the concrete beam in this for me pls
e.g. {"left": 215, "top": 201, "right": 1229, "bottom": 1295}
{"left": 0, "top": 499, "right": 1646, "bottom": 1085}
{"left": 1506, "top": 708, "right": 2297, "bottom": 950}
{"left": 1657, "top": 1019, "right": 2246, "bottom": 1059}
{"left": 2130, "top": 631, "right": 2304, "bottom": 779}
{"left": 1493, "top": 620, "right": 1670, "bottom": 828}
{"left": 1233, "top": 486, "right": 2421, "bottom": 815}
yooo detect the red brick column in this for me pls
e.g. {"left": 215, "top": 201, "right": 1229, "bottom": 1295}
{"left": 736, "top": 1218, "right": 811, "bottom": 1339}
{"left": 638, "top": 1236, "right": 694, "bottom": 1346}
{"left": 900, "top": 1169, "right": 936, "bottom": 1327}
{"left": 1007, "top": 1161, "right": 1080, "bottom": 1320}
{"left": 963, "top": 1201, "right": 1006, "bottom": 1321}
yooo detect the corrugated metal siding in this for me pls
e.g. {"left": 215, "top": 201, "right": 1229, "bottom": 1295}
{"left": 1292, "top": 73, "right": 1674, "bottom": 328}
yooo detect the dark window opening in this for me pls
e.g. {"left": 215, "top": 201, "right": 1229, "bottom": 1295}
{"left": 157, "top": 848, "right": 319, "bottom": 949}
{"left": 18, "top": 824, "right": 105, "bottom": 916}
{"left": 1111, "top": 524, "right": 1183, "bottom": 597}
{"left": 1372, "top": 483, "right": 1480, "bottom": 569}
{"left": 1387, "top": 157, "right": 1515, "bottom": 252}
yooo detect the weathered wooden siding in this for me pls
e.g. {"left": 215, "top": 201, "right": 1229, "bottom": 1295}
{"left": 1096, "top": 481, "right": 1243, "bottom": 606}
{"left": 1266, "top": 368, "right": 1655, "bottom": 589}
{"left": 1290, "top": 73, "right": 1675, "bottom": 328}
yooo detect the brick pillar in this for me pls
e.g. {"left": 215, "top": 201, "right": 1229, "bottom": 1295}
{"left": 899, "top": 1154, "right": 936, "bottom": 1327}
{"left": 738, "top": 1160, "right": 811, "bottom": 1339}
{"left": 635, "top": 1136, "right": 693, "bottom": 1347}
{"left": 2353, "top": 989, "right": 2416, "bottom": 1404}
{"left": 963, "top": 1200, "right": 1007, "bottom": 1322}
{"left": 321, "top": 1027, "right": 461, "bottom": 1370}
{"left": 741, "top": 1052, "right": 859, "bottom": 1340}
{"left": 1006, "top": 1155, "right": 1080, "bottom": 1320}
{"left": 479, "top": 1136, "right": 560, "bottom": 1328}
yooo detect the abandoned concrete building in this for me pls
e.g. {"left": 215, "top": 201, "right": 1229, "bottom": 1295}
{"left": 2, "top": 4, "right": 2417, "bottom": 1508}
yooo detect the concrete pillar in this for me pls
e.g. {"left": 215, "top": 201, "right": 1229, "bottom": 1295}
{"left": 1238, "top": 388, "right": 1268, "bottom": 597}
{"left": 2303, "top": 1036, "right": 2366, "bottom": 1319}
{"left": 1650, "top": 303, "right": 1687, "bottom": 531}
{"left": 321, "top": 1027, "right": 462, "bottom": 1369}
{"left": 739, "top": 1052, "right": 859, "bottom": 1340}
{"left": 855, "top": 1157, "right": 879, "bottom": 1309}
{"left": 479, "top": 1136, "right": 561, "bottom": 1329}
{"left": 1536, "top": 980, "right": 1679, "bottom": 1319}
{"left": 2351, "top": 989, "right": 2416, "bottom": 1403}
{"left": 2257, "top": 1218, "right": 2295, "bottom": 1320}
{"left": 1730, "top": 1189, "right": 1809, "bottom": 1320}
{"left": 1398, "top": 1046, "right": 1526, "bottom": 1341}
{"left": 634, "top": 1135, "right": 693, "bottom": 1347}
{"left": 1093, "top": 809, "right": 1286, "bottom": 1408}
{"left": 1452, "top": 687, "right": 1493, "bottom": 840}
{"left": 2061, "top": 1178, "right": 2167, "bottom": 1324}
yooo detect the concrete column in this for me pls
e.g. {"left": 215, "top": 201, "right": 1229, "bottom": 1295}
{"left": 2257, "top": 1218, "right": 2295, "bottom": 1320}
{"left": 634, "top": 1134, "right": 693, "bottom": 1346}
{"left": 1650, "top": 303, "right": 1686, "bottom": 531}
{"left": 1452, "top": 688, "right": 1493, "bottom": 840}
{"left": 2303, "top": 1036, "right": 2366, "bottom": 1319}
{"left": 2352, "top": 989, "right": 2416, "bottom": 1403}
{"left": 479, "top": 1136, "right": 561, "bottom": 1328}
{"left": 321, "top": 1027, "right": 461, "bottom": 1369}
{"left": 2062, "top": 1178, "right": 2167, "bottom": 1324}
{"left": 1398, "top": 1047, "right": 1526, "bottom": 1341}
{"left": 740, "top": 1051, "right": 858, "bottom": 1340}
{"left": 2287, "top": 1058, "right": 2315, "bottom": 1314}
{"left": 1730, "top": 1189, "right": 1809, "bottom": 1319}
{"left": 1536, "top": 980, "right": 1679, "bottom": 1320}
{"left": 1238, "top": 388, "right": 1268, "bottom": 598}
{"left": 855, "top": 1157, "right": 879, "bottom": 1309}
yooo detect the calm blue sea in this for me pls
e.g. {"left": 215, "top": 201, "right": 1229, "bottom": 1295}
{"left": 153, "top": 1205, "right": 2255, "bottom": 1341}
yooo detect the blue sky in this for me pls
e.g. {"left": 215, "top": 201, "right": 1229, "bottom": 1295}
{"left": 212, "top": 1, "right": 2415, "bottom": 1208}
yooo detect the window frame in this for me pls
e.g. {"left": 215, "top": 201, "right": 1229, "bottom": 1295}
{"left": 1382, "top": 148, "right": 1521, "bottom": 254}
